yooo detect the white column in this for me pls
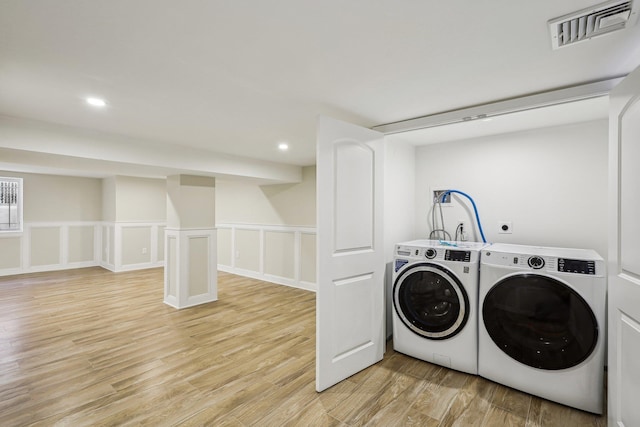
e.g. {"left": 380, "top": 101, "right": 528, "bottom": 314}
{"left": 164, "top": 175, "right": 217, "bottom": 309}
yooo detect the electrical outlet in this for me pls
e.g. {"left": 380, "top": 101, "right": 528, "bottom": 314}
{"left": 498, "top": 221, "right": 512, "bottom": 234}
{"left": 457, "top": 220, "right": 468, "bottom": 241}
{"left": 142, "top": 247, "right": 148, "bottom": 254}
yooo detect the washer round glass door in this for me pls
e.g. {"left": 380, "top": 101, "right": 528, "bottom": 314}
{"left": 482, "top": 273, "right": 598, "bottom": 370}
{"left": 393, "top": 263, "right": 469, "bottom": 340}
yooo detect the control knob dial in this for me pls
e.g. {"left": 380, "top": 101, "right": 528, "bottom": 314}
{"left": 528, "top": 256, "right": 545, "bottom": 269}
{"left": 425, "top": 248, "right": 437, "bottom": 259}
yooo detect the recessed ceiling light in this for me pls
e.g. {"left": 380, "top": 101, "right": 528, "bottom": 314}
{"left": 278, "top": 143, "right": 289, "bottom": 151}
{"left": 86, "top": 97, "right": 107, "bottom": 107}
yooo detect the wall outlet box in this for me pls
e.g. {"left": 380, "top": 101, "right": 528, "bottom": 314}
{"left": 498, "top": 221, "right": 512, "bottom": 234}
{"left": 433, "top": 189, "right": 451, "bottom": 203}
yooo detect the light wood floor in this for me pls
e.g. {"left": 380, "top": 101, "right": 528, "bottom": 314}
{"left": 0, "top": 267, "right": 606, "bottom": 426}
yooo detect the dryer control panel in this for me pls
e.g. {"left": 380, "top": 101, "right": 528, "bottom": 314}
{"left": 483, "top": 251, "right": 602, "bottom": 276}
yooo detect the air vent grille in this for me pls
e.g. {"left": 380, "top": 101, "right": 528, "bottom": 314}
{"left": 549, "top": 0, "right": 638, "bottom": 49}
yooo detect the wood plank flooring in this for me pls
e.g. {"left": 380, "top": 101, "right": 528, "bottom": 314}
{"left": 0, "top": 267, "right": 606, "bottom": 426}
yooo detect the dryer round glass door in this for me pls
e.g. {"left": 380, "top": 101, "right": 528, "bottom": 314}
{"left": 482, "top": 273, "right": 598, "bottom": 370}
{"left": 393, "top": 263, "right": 469, "bottom": 340}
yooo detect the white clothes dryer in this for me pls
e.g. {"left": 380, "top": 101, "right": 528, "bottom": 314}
{"left": 392, "top": 239, "right": 488, "bottom": 375}
{"left": 478, "top": 243, "right": 606, "bottom": 414}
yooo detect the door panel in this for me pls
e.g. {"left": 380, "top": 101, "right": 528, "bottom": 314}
{"left": 316, "top": 116, "right": 385, "bottom": 392}
{"left": 620, "top": 314, "right": 640, "bottom": 426}
{"left": 621, "top": 99, "right": 640, "bottom": 272}
{"left": 334, "top": 142, "right": 374, "bottom": 252}
{"left": 332, "top": 274, "right": 375, "bottom": 359}
{"left": 608, "top": 65, "right": 640, "bottom": 427}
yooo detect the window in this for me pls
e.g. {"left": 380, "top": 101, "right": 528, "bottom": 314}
{"left": 0, "top": 177, "right": 23, "bottom": 232}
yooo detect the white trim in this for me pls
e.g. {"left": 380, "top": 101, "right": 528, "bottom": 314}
{"left": 372, "top": 78, "right": 623, "bottom": 134}
{"left": 101, "top": 221, "right": 166, "bottom": 272}
{"left": 216, "top": 223, "right": 317, "bottom": 292}
{"left": 231, "top": 226, "right": 236, "bottom": 269}
{"left": 26, "top": 260, "right": 98, "bottom": 274}
{"left": 1, "top": 220, "right": 314, "bottom": 289}
{"left": 60, "top": 224, "right": 69, "bottom": 265}
{"left": 0, "top": 220, "right": 167, "bottom": 277}
{"left": 114, "top": 262, "right": 162, "bottom": 272}
{"left": 113, "top": 224, "right": 122, "bottom": 271}
{"left": 0, "top": 267, "right": 22, "bottom": 276}
{"left": 150, "top": 224, "right": 159, "bottom": 266}
{"left": 164, "top": 228, "right": 217, "bottom": 309}
{"left": 294, "top": 229, "right": 301, "bottom": 283}
{"left": 216, "top": 223, "right": 316, "bottom": 233}
{"left": 93, "top": 224, "right": 101, "bottom": 266}
{"left": 259, "top": 228, "right": 265, "bottom": 275}
{"left": 22, "top": 225, "right": 30, "bottom": 270}
{"left": 0, "top": 221, "right": 103, "bottom": 276}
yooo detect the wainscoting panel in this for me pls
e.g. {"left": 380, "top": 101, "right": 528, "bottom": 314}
{"left": 0, "top": 221, "right": 170, "bottom": 277}
{"left": 30, "top": 226, "right": 61, "bottom": 267}
{"left": 121, "top": 226, "right": 152, "bottom": 266}
{"left": 300, "top": 232, "right": 317, "bottom": 285}
{"left": 264, "top": 231, "right": 295, "bottom": 280}
{"left": 0, "top": 222, "right": 101, "bottom": 276}
{"left": 1, "top": 221, "right": 316, "bottom": 291}
{"left": 217, "top": 223, "right": 317, "bottom": 291}
{"left": 217, "top": 227, "right": 233, "bottom": 266}
{"left": 68, "top": 225, "right": 95, "bottom": 263}
{"left": 0, "top": 235, "right": 21, "bottom": 272}
{"left": 101, "top": 222, "right": 165, "bottom": 272}
{"left": 164, "top": 228, "right": 217, "bottom": 309}
{"left": 234, "top": 228, "right": 261, "bottom": 272}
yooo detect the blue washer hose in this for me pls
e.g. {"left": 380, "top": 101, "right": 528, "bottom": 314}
{"left": 440, "top": 190, "right": 487, "bottom": 243}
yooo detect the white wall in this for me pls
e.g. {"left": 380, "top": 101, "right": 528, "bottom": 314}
{"left": 415, "top": 119, "right": 608, "bottom": 258}
{"left": 115, "top": 176, "right": 166, "bottom": 222}
{"left": 102, "top": 177, "right": 116, "bottom": 222}
{"left": 216, "top": 166, "right": 317, "bottom": 290}
{"left": 0, "top": 168, "right": 313, "bottom": 286}
{"left": 384, "top": 140, "right": 416, "bottom": 336}
{"left": 101, "top": 176, "right": 166, "bottom": 272}
{"left": 0, "top": 171, "right": 102, "bottom": 275}
{"left": 216, "top": 166, "right": 316, "bottom": 226}
{"left": 0, "top": 171, "right": 103, "bottom": 222}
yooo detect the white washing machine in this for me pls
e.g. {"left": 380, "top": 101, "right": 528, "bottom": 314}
{"left": 392, "top": 239, "right": 488, "bottom": 375}
{"left": 478, "top": 243, "right": 606, "bottom": 414}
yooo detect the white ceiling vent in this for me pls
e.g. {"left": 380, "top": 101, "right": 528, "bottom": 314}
{"left": 549, "top": 0, "right": 639, "bottom": 49}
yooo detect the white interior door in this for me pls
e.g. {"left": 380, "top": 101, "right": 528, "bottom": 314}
{"left": 316, "top": 115, "right": 385, "bottom": 392}
{"left": 608, "top": 64, "right": 640, "bottom": 427}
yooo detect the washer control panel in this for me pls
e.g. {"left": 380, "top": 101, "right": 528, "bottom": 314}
{"left": 395, "top": 241, "right": 484, "bottom": 267}
{"left": 396, "top": 247, "right": 472, "bottom": 262}
{"left": 445, "top": 249, "right": 471, "bottom": 262}
{"left": 558, "top": 258, "right": 596, "bottom": 275}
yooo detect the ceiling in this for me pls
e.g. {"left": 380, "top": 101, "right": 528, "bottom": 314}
{"left": 1, "top": 1, "right": 639, "bottom": 179}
